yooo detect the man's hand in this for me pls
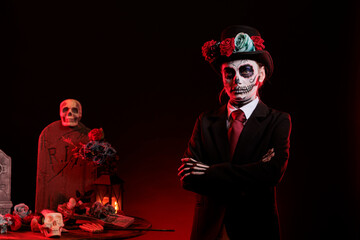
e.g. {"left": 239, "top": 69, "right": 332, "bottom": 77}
{"left": 178, "top": 149, "right": 274, "bottom": 182}
{"left": 178, "top": 158, "right": 209, "bottom": 181}
{"left": 261, "top": 148, "right": 275, "bottom": 162}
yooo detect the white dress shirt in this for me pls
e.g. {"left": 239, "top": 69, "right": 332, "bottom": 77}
{"left": 226, "top": 97, "right": 259, "bottom": 129}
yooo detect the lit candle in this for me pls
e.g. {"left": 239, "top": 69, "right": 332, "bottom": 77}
{"left": 111, "top": 197, "right": 118, "bottom": 213}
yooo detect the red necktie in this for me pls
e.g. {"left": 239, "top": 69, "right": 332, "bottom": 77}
{"left": 228, "top": 110, "right": 246, "bottom": 159}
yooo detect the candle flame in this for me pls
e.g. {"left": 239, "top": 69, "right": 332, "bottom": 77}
{"left": 114, "top": 201, "right": 118, "bottom": 213}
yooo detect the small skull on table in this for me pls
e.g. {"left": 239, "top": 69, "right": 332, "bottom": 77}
{"left": 39, "top": 210, "right": 64, "bottom": 238}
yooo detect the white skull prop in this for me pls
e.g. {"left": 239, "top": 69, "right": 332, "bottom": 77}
{"left": 60, "top": 99, "right": 82, "bottom": 127}
{"left": 40, "top": 211, "right": 64, "bottom": 238}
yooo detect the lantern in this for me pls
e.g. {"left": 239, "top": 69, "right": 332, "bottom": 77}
{"left": 93, "top": 174, "right": 124, "bottom": 213}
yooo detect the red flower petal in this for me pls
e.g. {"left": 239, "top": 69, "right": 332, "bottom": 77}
{"left": 202, "top": 40, "right": 218, "bottom": 63}
{"left": 251, "top": 36, "right": 265, "bottom": 50}
{"left": 220, "top": 38, "right": 235, "bottom": 57}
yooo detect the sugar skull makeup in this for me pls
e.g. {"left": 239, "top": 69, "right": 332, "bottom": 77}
{"left": 221, "top": 59, "right": 265, "bottom": 105}
{"left": 223, "top": 64, "right": 254, "bottom": 79}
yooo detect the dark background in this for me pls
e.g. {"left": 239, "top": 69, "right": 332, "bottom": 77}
{"left": 2, "top": 1, "right": 360, "bottom": 239}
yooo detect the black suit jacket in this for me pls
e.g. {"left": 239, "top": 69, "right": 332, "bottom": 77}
{"left": 183, "top": 101, "right": 291, "bottom": 240}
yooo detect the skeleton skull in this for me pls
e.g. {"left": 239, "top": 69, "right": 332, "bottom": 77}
{"left": 39, "top": 211, "right": 64, "bottom": 238}
{"left": 60, "top": 99, "right": 82, "bottom": 127}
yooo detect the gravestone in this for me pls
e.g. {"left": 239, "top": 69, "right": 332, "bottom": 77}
{"left": 35, "top": 120, "right": 97, "bottom": 212}
{"left": 0, "top": 149, "right": 13, "bottom": 214}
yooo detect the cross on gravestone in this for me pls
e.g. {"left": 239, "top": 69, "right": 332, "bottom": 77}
{"left": 0, "top": 149, "right": 13, "bottom": 215}
{"left": 35, "top": 120, "right": 97, "bottom": 212}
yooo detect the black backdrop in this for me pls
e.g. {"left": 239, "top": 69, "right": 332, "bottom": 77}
{"left": 2, "top": 1, "right": 360, "bottom": 239}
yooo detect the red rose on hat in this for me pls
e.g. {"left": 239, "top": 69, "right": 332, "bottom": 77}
{"left": 251, "top": 36, "right": 265, "bottom": 50}
{"left": 220, "top": 38, "right": 235, "bottom": 57}
{"left": 88, "top": 128, "right": 105, "bottom": 141}
{"left": 202, "top": 40, "right": 219, "bottom": 63}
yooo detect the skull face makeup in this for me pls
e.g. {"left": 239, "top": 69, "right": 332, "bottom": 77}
{"left": 60, "top": 99, "right": 82, "bottom": 127}
{"left": 221, "top": 59, "right": 265, "bottom": 105}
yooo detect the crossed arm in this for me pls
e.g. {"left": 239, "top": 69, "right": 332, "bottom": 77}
{"left": 177, "top": 112, "right": 291, "bottom": 196}
{"left": 178, "top": 148, "right": 275, "bottom": 182}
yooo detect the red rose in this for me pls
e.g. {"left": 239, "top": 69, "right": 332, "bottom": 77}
{"left": 88, "top": 128, "right": 104, "bottom": 141}
{"left": 5, "top": 214, "right": 22, "bottom": 231}
{"left": 220, "top": 38, "right": 235, "bottom": 57}
{"left": 22, "top": 213, "right": 35, "bottom": 224}
{"left": 251, "top": 36, "right": 265, "bottom": 50}
{"left": 30, "top": 215, "right": 42, "bottom": 232}
{"left": 202, "top": 40, "right": 219, "bottom": 63}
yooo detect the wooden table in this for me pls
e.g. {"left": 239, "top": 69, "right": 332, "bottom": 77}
{"left": 0, "top": 217, "right": 151, "bottom": 239}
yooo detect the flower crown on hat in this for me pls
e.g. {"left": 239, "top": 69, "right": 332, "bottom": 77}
{"left": 201, "top": 32, "right": 265, "bottom": 63}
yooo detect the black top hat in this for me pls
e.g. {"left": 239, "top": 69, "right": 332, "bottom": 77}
{"left": 202, "top": 25, "right": 274, "bottom": 79}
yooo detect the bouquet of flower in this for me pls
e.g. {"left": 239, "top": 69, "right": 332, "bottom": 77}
{"left": 63, "top": 128, "right": 118, "bottom": 175}
{"left": 63, "top": 128, "right": 118, "bottom": 176}
{"left": 78, "top": 128, "right": 117, "bottom": 165}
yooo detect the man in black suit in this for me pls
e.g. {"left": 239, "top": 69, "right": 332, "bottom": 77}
{"left": 178, "top": 26, "right": 291, "bottom": 240}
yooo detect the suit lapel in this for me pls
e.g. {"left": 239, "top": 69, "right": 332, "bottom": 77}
{"left": 207, "top": 101, "right": 269, "bottom": 163}
{"left": 232, "top": 101, "right": 269, "bottom": 162}
{"left": 208, "top": 105, "right": 231, "bottom": 162}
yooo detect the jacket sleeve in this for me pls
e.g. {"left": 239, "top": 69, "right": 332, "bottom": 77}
{"left": 182, "top": 113, "right": 291, "bottom": 196}
{"left": 183, "top": 113, "right": 205, "bottom": 163}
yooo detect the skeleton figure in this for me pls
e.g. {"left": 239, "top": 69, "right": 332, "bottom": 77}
{"left": 60, "top": 99, "right": 82, "bottom": 127}
{"left": 39, "top": 210, "right": 64, "bottom": 238}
